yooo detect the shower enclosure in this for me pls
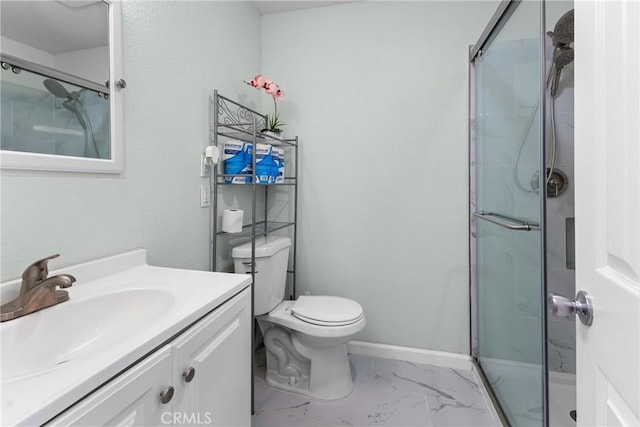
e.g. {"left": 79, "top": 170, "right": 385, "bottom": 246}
{"left": 469, "top": 1, "right": 575, "bottom": 425}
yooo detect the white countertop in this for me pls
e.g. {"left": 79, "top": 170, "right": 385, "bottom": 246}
{"left": 0, "top": 250, "right": 251, "bottom": 426}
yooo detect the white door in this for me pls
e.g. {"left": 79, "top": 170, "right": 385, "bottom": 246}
{"left": 574, "top": 1, "right": 640, "bottom": 426}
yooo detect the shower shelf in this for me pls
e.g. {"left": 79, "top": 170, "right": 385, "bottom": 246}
{"left": 210, "top": 89, "right": 299, "bottom": 415}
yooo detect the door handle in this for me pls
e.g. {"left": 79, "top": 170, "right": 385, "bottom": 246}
{"left": 472, "top": 211, "right": 540, "bottom": 231}
{"left": 548, "top": 291, "right": 593, "bottom": 326}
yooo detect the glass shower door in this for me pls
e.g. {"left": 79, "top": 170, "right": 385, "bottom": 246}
{"left": 470, "top": 1, "right": 547, "bottom": 425}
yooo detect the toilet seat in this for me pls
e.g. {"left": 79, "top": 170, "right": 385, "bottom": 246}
{"left": 262, "top": 300, "right": 366, "bottom": 339}
{"left": 291, "top": 296, "right": 364, "bottom": 326}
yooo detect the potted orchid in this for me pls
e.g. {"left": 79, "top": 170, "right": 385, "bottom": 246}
{"left": 246, "top": 74, "right": 284, "bottom": 138}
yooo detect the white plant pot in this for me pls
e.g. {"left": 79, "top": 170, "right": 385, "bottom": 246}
{"left": 262, "top": 130, "right": 283, "bottom": 140}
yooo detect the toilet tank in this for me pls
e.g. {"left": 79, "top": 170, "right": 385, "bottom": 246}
{"left": 232, "top": 237, "right": 291, "bottom": 315}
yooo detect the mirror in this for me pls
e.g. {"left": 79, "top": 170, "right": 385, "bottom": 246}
{"left": 0, "top": 0, "right": 124, "bottom": 173}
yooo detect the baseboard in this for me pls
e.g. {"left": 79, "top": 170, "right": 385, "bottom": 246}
{"left": 347, "top": 340, "right": 472, "bottom": 371}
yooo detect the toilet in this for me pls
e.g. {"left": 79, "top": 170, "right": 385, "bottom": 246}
{"left": 232, "top": 237, "right": 365, "bottom": 400}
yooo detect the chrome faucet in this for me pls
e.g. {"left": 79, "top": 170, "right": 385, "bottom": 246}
{"left": 0, "top": 254, "right": 76, "bottom": 322}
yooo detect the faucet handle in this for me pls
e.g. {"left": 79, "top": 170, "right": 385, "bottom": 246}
{"left": 22, "top": 254, "right": 60, "bottom": 285}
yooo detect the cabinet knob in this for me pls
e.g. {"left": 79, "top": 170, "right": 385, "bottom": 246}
{"left": 160, "top": 386, "right": 175, "bottom": 404}
{"left": 183, "top": 366, "right": 196, "bottom": 383}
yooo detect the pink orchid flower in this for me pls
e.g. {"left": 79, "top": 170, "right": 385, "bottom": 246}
{"left": 264, "top": 80, "right": 278, "bottom": 95}
{"left": 249, "top": 74, "right": 265, "bottom": 88}
{"left": 245, "top": 74, "right": 285, "bottom": 131}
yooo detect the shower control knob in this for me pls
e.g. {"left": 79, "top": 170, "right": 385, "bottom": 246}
{"left": 548, "top": 291, "right": 593, "bottom": 326}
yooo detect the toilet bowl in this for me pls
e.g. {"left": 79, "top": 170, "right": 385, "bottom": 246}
{"left": 232, "top": 237, "right": 366, "bottom": 400}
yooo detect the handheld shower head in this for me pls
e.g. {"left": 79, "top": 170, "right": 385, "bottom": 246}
{"left": 550, "top": 9, "right": 574, "bottom": 47}
{"left": 43, "top": 78, "right": 83, "bottom": 103}
{"left": 43, "top": 79, "right": 72, "bottom": 99}
{"left": 553, "top": 45, "right": 575, "bottom": 68}
{"left": 62, "top": 100, "right": 87, "bottom": 130}
{"left": 547, "top": 9, "right": 575, "bottom": 97}
{"left": 44, "top": 78, "right": 88, "bottom": 128}
{"left": 549, "top": 46, "right": 574, "bottom": 97}
{"left": 42, "top": 78, "right": 97, "bottom": 157}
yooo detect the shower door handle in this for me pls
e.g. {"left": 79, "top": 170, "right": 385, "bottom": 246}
{"left": 472, "top": 211, "right": 540, "bottom": 231}
{"left": 548, "top": 291, "right": 593, "bottom": 326}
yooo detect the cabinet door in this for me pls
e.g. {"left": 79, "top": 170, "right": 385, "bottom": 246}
{"left": 172, "top": 288, "right": 251, "bottom": 427}
{"left": 45, "top": 346, "right": 174, "bottom": 427}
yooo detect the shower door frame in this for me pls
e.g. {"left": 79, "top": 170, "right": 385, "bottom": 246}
{"left": 468, "top": 0, "right": 549, "bottom": 425}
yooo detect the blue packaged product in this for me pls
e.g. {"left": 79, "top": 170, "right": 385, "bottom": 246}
{"left": 223, "top": 141, "right": 252, "bottom": 184}
{"left": 255, "top": 144, "right": 278, "bottom": 184}
{"left": 272, "top": 147, "right": 285, "bottom": 183}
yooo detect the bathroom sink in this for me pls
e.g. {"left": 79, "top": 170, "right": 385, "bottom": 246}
{"left": 1, "top": 249, "right": 252, "bottom": 427}
{"left": 1, "top": 287, "right": 175, "bottom": 381}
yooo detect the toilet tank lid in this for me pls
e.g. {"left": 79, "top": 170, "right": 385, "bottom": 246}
{"left": 232, "top": 236, "right": 291, "bottom": 259}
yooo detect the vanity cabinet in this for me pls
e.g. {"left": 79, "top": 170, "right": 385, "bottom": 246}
{"left": 46, "top": 287, "right": 251, "bottom": 427}
{"left": 171, "top": 289, "right": 251, "bottom": 427}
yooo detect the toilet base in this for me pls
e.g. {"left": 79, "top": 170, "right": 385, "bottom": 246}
{"left": 264, "top": 370, "right": 311, "bottom": 397}
{"left": 259, "top": 323, "right": 356, "bottom": 400}
{"left": 263, "top": 341, "right": 355, "bottom": 400}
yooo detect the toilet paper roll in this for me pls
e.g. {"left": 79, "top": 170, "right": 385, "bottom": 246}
{"left": 222, "top": 209, "right": 244, "bottom": 233}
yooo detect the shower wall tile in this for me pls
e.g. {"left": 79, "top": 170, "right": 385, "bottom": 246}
{"left": 477, "top": 164, "right": 513, "bottom": 212}
{"left": 547, "top": 269, "right": 577, "bottom": 374}
{"left": 550, "top": 111, "right": 575, "bottom": 172}
{"left": 476, "top": 222, "right": 543, "bottom": 365}
{"left": 548, "top": 268, "right": 576, "bottom": 296}
{"left": 547, "top": 315, "right": 576, "bottom": 373}
{"left": 552, "top": 69, "right": 574, "bottom": 113}
{"left": 515, "top": 265, "right": 542, "bottom": 318}
{"left": 546, "top": 184, "right": 575, "bottom": 218}
{"left": 546, "top": 214, "right": 568, "bottom": 269}
{"left": 545, "top": 44, "right": 575, "bottom": 375}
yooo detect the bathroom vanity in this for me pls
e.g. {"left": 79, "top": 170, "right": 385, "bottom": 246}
{"left": 0, "top": 250, "right": 252, "bottom": 426}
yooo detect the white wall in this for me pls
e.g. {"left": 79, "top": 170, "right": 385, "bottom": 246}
{"left": 0, "top": 1, "right": 261, "bottom": 281}
{"left": 1, "top": 36, "right": 55, "bottom": 68}
{"left": 1, "top": 36, "right": 55, "bottom": 89}
{"left": 261, "top": 1, "right": 498, "bottom": 354}
{"left": 55, "top": 46, "right": 109, "bottom": 84}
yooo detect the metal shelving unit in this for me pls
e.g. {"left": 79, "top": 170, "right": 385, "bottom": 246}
{"left": 209, "top": 90, "right": 298, "bottom": 414}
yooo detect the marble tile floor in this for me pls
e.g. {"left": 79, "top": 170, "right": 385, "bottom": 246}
{"left": 252, "top": 353, "right": 500, "bottom": 427}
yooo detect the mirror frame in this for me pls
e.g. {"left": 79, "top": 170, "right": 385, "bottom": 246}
{"left": 0, "top": 0, "right": 124, "bottom": 174}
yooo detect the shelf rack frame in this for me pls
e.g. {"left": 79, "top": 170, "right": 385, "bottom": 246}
{"left": 209, "top": 90, "right": 298, "bottom": 414}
